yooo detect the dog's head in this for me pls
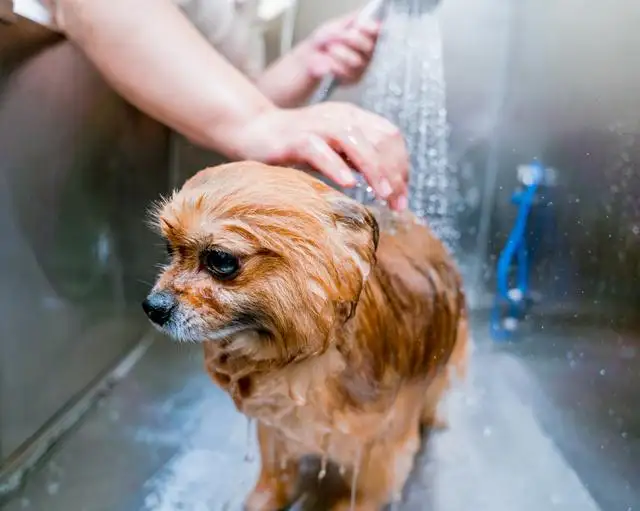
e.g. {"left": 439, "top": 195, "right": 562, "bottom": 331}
{"left": 143, "top": 162, "right": 379, "bottom": 365}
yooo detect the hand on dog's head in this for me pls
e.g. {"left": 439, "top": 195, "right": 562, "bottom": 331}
{"left": 143, "top": 162, "right": 379, "bottom": 365}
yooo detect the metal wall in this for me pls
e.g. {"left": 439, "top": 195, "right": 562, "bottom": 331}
{"left": 0, "top": 19, "right": 170, "bottom": 462}
{"left": 443, "top": 0, "right": 640, "bottom": 318}
{"left": 296, "top": 0, "right": 640, "bottom": 317}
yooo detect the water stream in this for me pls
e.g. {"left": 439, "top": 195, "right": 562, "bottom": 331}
{"left": 353, "top": 0, "right": 461, "bottom": 256}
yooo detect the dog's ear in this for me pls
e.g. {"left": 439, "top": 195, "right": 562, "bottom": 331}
{"left": 328, "top": 192, "right": 379, "bottom": 244}
{"left": 326, "top": 194, "right": 379, "bottom": 320}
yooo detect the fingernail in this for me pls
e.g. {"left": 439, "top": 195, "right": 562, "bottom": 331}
{"left": 379, "top": 179, "right": 392, "bottom": 199}
{"left": 342, "top": 169, "right": 357, "bottom": 186}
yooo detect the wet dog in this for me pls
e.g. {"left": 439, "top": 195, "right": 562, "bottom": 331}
{"left": 143, "top": 162, "right": 468, "bottom": 511}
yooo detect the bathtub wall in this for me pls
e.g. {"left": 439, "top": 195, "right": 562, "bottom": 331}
{"left": 0, "top": 19, "right": 170, "bottom": 463}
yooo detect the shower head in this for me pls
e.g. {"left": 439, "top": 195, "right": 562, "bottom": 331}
{"left": 308, "top": 0, "right": 388, "bottom": 104}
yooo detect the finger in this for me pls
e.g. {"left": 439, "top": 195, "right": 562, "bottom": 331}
{"left": 307, "top": 53, "right": 333, "bottom": 78}
{"left": 343, "top": 11, "right": 381, "bottom": 33}
{"left": 328, "top": 44, "right": 365, "bottom": 69}
{"left": 388, "top": 194, "right": 409, "bottom": 211}
{"left": 312, "top": 20, "right": 346, "bottom": 47}
{"left": 356, "top": 20, "right": 381, "bottom": 37}
{"left": 384, "top": 137, "right": 409, "bottom": 195}
{"left": 329, "top": 61, "right": 361, "bottom": 85}
{"left": 340, "top": 11, "right": 360, "bottom": 29}
{"left": 331, "top": 124, "right": 393, "bottom": 201}
{"left": 382, "top": 142, "right": 409, "bottom": 203}
{"left": 294, "top": 134, "right": 357, "bottom": 188}
{"left": 360, "top": 114, "right": 409, "bottom": 203}
{"left": 332, "top": 29, "right": 376, "bottom": 56}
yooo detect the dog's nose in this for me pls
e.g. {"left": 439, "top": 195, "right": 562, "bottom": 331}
{"left": 142, "top": 291, "right": 177, "bottom": 326}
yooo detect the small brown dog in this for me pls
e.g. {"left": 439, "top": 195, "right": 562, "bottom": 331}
{"left": 143, "top": 162, "right": 468, "bottom": 511}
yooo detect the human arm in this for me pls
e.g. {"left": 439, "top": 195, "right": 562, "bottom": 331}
{"left": 52, "top": 0, "right": 408, "bottom": 208}
{"left": 53, "top": 0, "right": 273, "bottom": 157}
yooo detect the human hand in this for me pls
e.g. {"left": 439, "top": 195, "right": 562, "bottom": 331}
{"left": 233, "top": 103, "right": 408, "bottom": 210}
{"left": 301, "top": 11, "right": 380, "bottom": 85}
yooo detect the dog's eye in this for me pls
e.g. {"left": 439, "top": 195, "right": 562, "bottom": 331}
{"left": 203, "top": 249, "right": 240, "bottom": 280}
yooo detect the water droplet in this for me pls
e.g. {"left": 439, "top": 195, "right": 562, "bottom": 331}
{"left": 244, "top": 417, "right": 255, "bottom": 462}
{"left": 349, "top": 446, "right": 363, "bottom": 511}
{"left": 599, "top": 369, "right": 606, "bottom": 376}
{"left": 318, "top": 456, "right": 328, "bottom": 481}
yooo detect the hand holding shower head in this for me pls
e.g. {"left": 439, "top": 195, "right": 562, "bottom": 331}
{"left": 308, "top": 0, "right": 388, "bottom": 105}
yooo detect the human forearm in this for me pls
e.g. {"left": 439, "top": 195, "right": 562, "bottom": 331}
{"left": 257, "top": 42, "right": 321, "bottom": 108}
{"left": 47, "top": 0, "right": 409, "bottom": 209}
{"left": 55, "top": 0, "right": 274, "bottom": 157}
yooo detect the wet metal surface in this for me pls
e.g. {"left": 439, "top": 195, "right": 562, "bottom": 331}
{"left": 492, "top": 314, "right": 640, "bottom": 511}
{"left": 0, "top": 19, "right": 169, "bottom": 463}
{"left": 5, "top": 314, "right": 639, "bottom": 511}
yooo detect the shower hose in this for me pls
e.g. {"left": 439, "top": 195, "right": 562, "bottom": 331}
{"left": 490, "top": 163, "right": 544, "bottom": 341}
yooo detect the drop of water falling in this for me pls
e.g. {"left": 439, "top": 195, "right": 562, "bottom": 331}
{"left": 318, "top": 456, "right": 328, "bottom": 481}
{"left": 318, "top": 433, "right": 331, "bottom": 481}
{"left": 244, "top": 417, "right": 255, "bottom": 462}
{"left": 339, "top": 465, "right": 347, "bottom": 476}
{"left": 349, "top": 446, "right": 363, "bottom": 511}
